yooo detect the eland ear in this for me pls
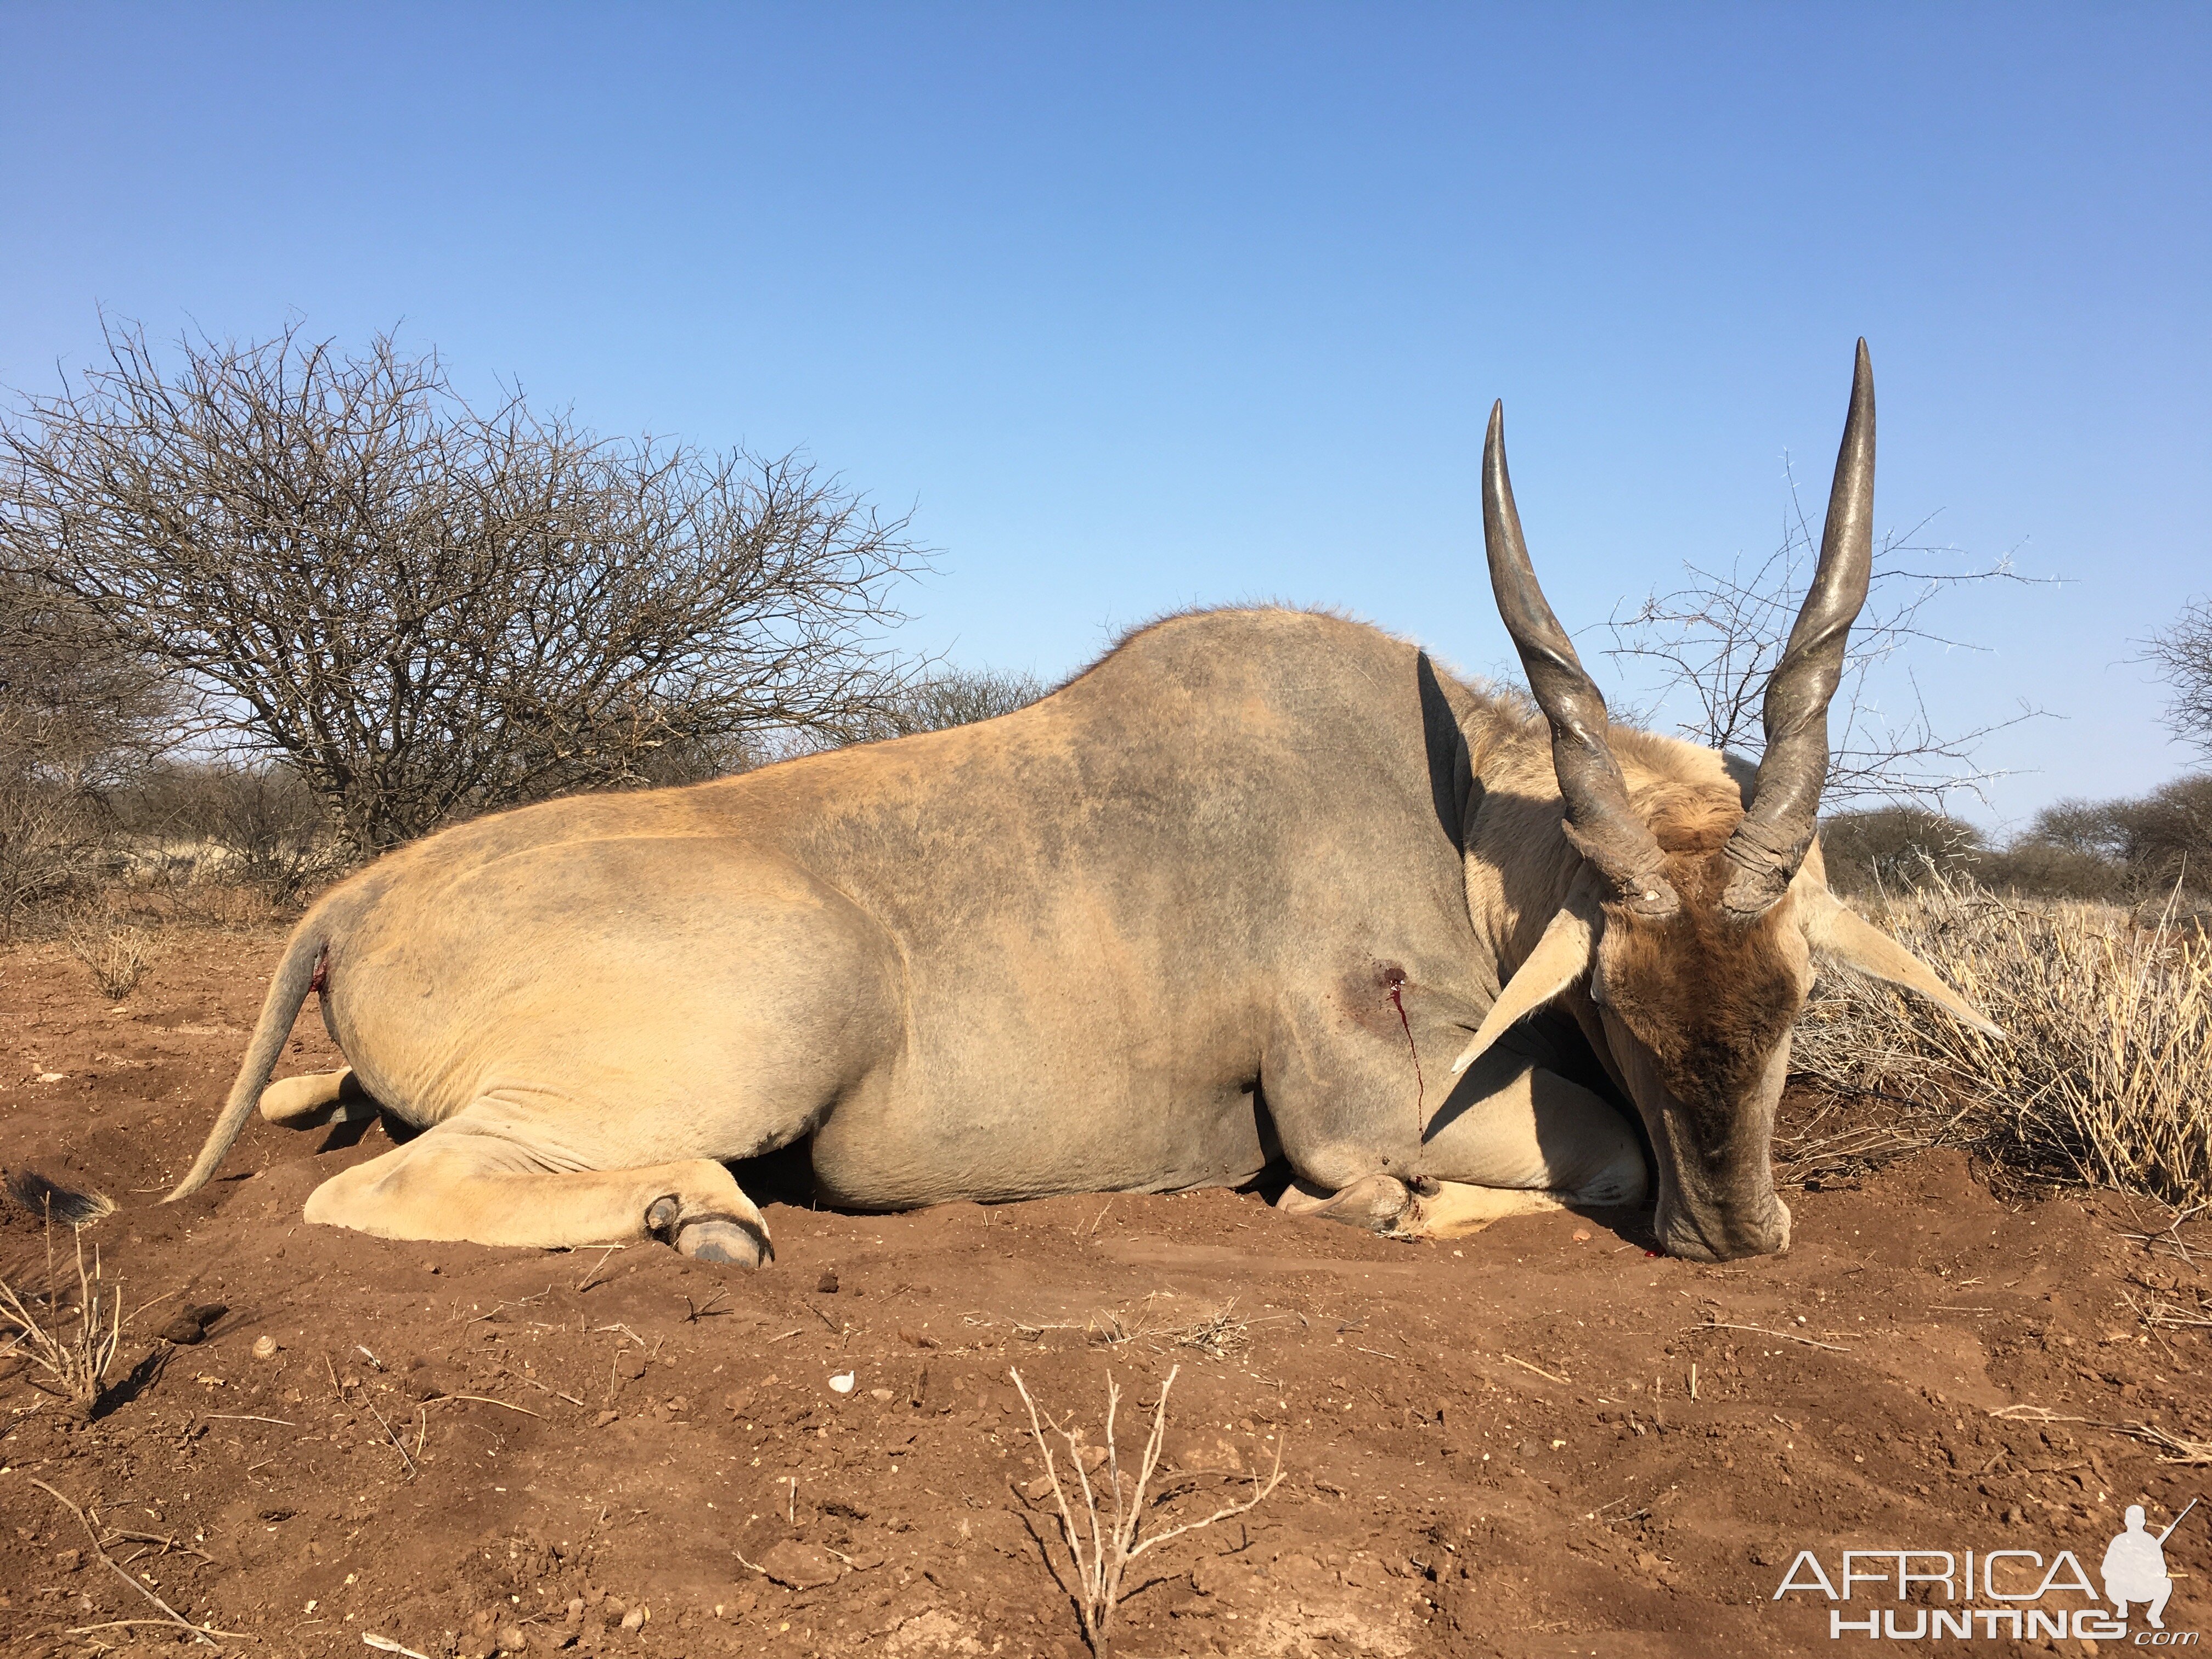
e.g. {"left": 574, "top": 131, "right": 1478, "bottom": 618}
{"left": 1450, "top": 899, "right": 1598, "bottom": 1076}
{"left": 1801, "top": 890, "right": 2007, "bottom": 1040}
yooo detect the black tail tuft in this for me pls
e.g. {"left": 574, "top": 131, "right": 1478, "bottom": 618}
{"left": 2, "top": 1167, "right": 117, "bottom": 1229}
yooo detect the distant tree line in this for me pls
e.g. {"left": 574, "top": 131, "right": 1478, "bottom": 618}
{"left": 1821, "top": 776, "right": 2212, "bottom": 904}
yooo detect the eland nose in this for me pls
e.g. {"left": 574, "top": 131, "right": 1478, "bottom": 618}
{"left": 1661, "top": 1196, "right": 1792, "bottom": 1262}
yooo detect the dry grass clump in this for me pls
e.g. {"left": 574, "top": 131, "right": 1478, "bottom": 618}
{"left": 1076, "top": 1295, "right": 1279, "bottom": 1360}
{"left": 1795, "top": 871, "right": 2212, "bottom": 1209}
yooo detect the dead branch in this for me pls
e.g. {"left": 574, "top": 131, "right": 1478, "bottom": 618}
{"left": 31, "top": 1478, "right": 238, "bottom": 1645}
{"left": 1603, "top": 462, "right": 2047, "bottom": 811}
{"left": 1009, "top": 1363, "right": 1283, "bottom": 1656}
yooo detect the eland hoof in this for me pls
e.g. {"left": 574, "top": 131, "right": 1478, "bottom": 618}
{"left": 674, "top": 1217, "right": 771, "bottom": 1268}
{"left": 1277, "top": 1173, "right": 1413, "bottom": 1234}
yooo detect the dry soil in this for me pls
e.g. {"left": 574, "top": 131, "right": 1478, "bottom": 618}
{"left": 3, "top": 929, "right": 2208, "bottom": 1658}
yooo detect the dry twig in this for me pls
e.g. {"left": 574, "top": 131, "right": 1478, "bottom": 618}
{"left": 441, "top": 1394, "right": 541, "bottom": 1418}
{"left": 1681, "top": 1319, "right": 1849, "bottom": 1353}
{"left": 1497, "top": 1351, "right": 1570, "bottom": 1384}
{"left": 31, "top": 1479, "right": 241, "bottom": 1644}
{"left": 2107, "top": 1421, "right": 2212, "bottom": 1466}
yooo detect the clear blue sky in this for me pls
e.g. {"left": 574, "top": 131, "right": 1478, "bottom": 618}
{"left": 4, "top": 4, "right": 2206, "bottom": 828}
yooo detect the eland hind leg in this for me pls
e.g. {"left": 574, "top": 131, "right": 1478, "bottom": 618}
{"left": 293, "top": 849, "right": 904, "bottom": 1266}
{"left": 302, "top": 1103, "right": 773, "bottom": 1265}
{"left": 260, "top": 1068, "right": 377, "bottom": 1128}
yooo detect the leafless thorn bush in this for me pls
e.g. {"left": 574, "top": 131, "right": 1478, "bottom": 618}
{"left": 0, "top": 1224, "right": 125, "bottom": 1415}
{"left": 0, "top": 572, "right": 176, "bottom": 937}
{"left": 1009, "top": 1363, "right": 1284, "bottom": 1657}
{"left": 2147, "top": 596, "right": 2212, "bottom": 762}
{"left": 0, "top": 318, "right": 927, "bottom": 857}
{"left": 63, "top": 911, "right": 156, "bottom": 998}
{"left": 1793, "top": 866, "right": 2212, "bottom": 1209}
{"left": 1605, "top": 465, "right": 2047, "bottom": 811}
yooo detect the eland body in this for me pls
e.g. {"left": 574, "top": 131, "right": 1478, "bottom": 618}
{"left": 171, "top": 343, "right": 1995, "bottom": 1263}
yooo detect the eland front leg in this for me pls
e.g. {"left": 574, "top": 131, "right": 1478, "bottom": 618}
{"left": 1405, "top": 1046, "right": 1647, "bottom": 1237}
{"left": 1275, "top": 1046, "right": 1647, "bottom": 1241}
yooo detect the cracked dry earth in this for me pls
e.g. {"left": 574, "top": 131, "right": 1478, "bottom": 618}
{"left": 3, "top": 928, "right": 2209, "bottom": 1658}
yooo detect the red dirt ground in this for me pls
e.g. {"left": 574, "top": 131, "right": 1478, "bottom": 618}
{"left": 4, "top": 928, "right": 2209, "bottom": 1658}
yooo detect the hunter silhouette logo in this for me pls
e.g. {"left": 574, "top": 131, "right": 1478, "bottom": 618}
{"left": 2105, "top": 1499, "right": 2197, "bottom": 1629}
{"left": 1770, "top": 1499, "right": 2202, "bottom": 1642}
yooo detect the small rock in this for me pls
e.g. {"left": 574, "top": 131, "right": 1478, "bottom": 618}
{"left": 1517, "top": 1438, "right": 1547, "bottom": 1459}
{"left": 251, "top": 1335, "right": 280, "bottom": 1361}
{"left": 869, "top": 1387, "right": 894, "bottom": 1402}
{"left": 592, "top": 1409, "right": 619, "bottom": 1428}
{"left": 816, "top": 1269, "right": 840, "bottom": 1294}
{"left": 496, "top": 1626, "right": 529, "bottom": 1653}
{"left": 897, "top": 1328, "right": 939, "bottom": 1349}
{"left": 156, "top": 1302, "right": 228, "bottom": 1345}
{"left": 618, "top": 1607, "right": 646, "bottom": 1632}
{"left": 616, "top": 1349, "right": 648, "bottom": 1380}
{"left": 1020, "top": 1474, "right": 1054, "bottom": 1502}
{"left": 565, "top": 1598, "right": 585, "bottom": 1624}
{"left": 757, "top": 1541, "right": 839, "bottom": 1590}
{"left": 1571, "top": 1228, "right": 1593, "bottom": 1243}
{"left": 54, "top": 1548, "right": 82, "bottom": 1572}
{"left": 1076, "top": 1444, "right": 1109, "bottom": 1474}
